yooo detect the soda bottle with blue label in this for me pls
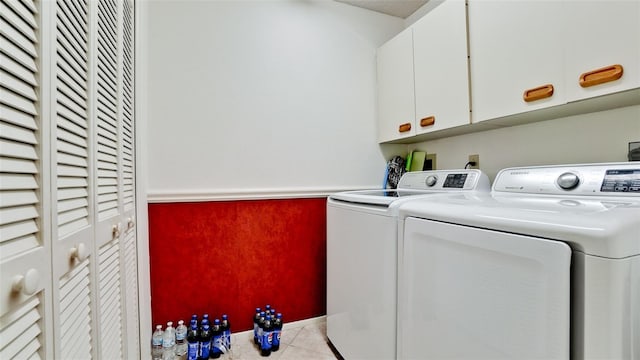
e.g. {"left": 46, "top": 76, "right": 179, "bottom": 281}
{"left": 199, "top": 324, "right": 212, "bottom": 359}
{"left": 260, "top": 315, "right": 273, "bottom": 357}
{"left": 271, "top": 313, "right": 282, "bottom": 351}
{"left": 186, "top": 324, "right": 199, "bottom": 360}
{"left": 221, "top": 314, "right": 231, "bottom": 350}
{"left": 210, "top": 318, "right": 224, "bottom": 358}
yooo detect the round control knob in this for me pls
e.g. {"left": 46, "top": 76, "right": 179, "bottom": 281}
{"left": 12, "top": 268, "right": 40, "bottom": 296}
{"left": 557, "top": 172, "right": 580, "bottom": 190}
{"left": 425, "top": 175, "right": 438, "bottom": 187}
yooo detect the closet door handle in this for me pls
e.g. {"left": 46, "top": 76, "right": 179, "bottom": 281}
{"left": 579, "top": 64, "right": 623, "bottom": 88}
{"left": 398, "top": 123, "right": 412, "bottom": 133}
{"left": 420, "top": 116, "right": 435, "bottom": 127}
{"left": 523, "top": 84, "right": 554, "bottom": 102}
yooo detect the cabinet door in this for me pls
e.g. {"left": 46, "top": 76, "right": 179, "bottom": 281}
{"left": 414, "top": 0, "right": 470, "bottom": 134}
{"left": 564, "top": 0, "right": 640, "bottom": 101}
{"left": 377, "top": 28, "right": 415, "bottom": 142}
{"left": 0, "top": 0, "right": 53, "bottom": 358}
{"left": 468, "top": 0, "right": 565, "bottom": 123}
{"left": 50, "top": 0, "right": 96, "bottom": 358}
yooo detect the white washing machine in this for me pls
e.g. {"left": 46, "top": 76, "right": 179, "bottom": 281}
{"left": 327, "top": 169, "right": 490, "bottom": 359}
{"left": 397, "top": 163, "right": 640, "bottom": 359}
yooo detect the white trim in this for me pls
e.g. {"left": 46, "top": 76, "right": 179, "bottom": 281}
{"left": 147, "top": 187, "right": 379, "bottom": 203}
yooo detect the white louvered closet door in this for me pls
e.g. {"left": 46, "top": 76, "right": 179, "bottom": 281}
{"left": 0, "top": 0, "right": 53, "bottom": 359}
{"left": 120, "top": 0, "right": 139, "bottom": 358}
{"left": 50, "top": 0, "right": 96, "bottom": 358}
{"left": 94, "top": 0, "right": 126, "bottom": 358}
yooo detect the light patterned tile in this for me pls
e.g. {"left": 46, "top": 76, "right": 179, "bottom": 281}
{"left": 289, "top": 324, "right": 333, "bottom": 356}
{"left": 278, "top": 345, "right": 338, "bottom": 360}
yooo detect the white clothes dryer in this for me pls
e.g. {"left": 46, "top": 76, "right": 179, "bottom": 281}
{"left": 397, "top": 163, "right": 640, "bottom": 359}
{"left": 327, "top": 170, "right": 490, "bottom": 359}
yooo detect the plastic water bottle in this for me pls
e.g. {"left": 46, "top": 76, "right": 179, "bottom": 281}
{"left": 163, "top": 321, "right": 176, "bottom": 360}
{"left": 199, "top": 324, "right": 212, "bottom": 359}
{"left": 152, "top": 325, "right": 164, "bottom": 360}
{"left": 175, "top": 320, "right": 188, "bottom": 356}
{"left": 221, "top": 314, "right": 231, "bottom": 350}
{"left": 271, "top": 313, "right": 282, "bottom": 352}
{"left": 187, "top": 324, "right": 199, "bottom": 360}
{"left": 260, "top": 315, "right": 273, "bottom": 357}
{"left": 253, "top": 308, "right": 261, "bottom": 344}
{"left": 211, "top": 318, "right": 224, "bottom": 358}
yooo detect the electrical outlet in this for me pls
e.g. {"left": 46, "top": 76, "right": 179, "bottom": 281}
{"left": 468, "top": 154, "right": 480, "bottom": 169}
{"left": 425, "top": 153, "right": 437, "bottom": 170}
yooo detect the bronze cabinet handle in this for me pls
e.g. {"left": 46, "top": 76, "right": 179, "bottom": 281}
{"left": 523, "top": 84, "right": 554, "bottom": 102}
{"left": 398, "top": 123, "right": 412, "bottom": 133}
{"left": 420, "top": 116, "right": 435, "bottom": 127}
{"left": 579, "top": 64, "right": 623, "bottom": 88}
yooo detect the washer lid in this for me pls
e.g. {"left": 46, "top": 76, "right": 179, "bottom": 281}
{"left": 399, "top": 192, "right": 640, "bottom": 258}
{"left": 329, "top": 169, "right": 491, "bottom": 207}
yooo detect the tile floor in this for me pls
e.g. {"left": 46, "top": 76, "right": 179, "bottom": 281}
{"left": 226, "top": 316, "right": 340, "bottom": 360}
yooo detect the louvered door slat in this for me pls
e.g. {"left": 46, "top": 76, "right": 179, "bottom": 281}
{"left": 57, "top": 104, "right": 87, "bottom": 132}
{"left": 0, "top": 104, "right": 35, "bottom": 132}
{"left": 0, "top": 18, "right": 36, "bottom": 57}
{"left": 56, "top": 0, "right": 90, "bottom": 240}
{"left": 3, "top": 0, "right": 36, "bottom": 27}
{"left": 57, "top": 151, "right": 88, "bottom": 168}
{"left": 0, "top": 53, "right": 37, "bottom": 87}
{"left": 58, "top": 259, "right": 91, "bottom": 359}
{"left": 95, "top": 0, "right": 119, "bottom": 224}
{"left": 60, "top": 1, "right": 87, "bottom": 41}
{"left": 0, "top": 3, "right": 36, "bottom": 43}
{"left": 1, "top": 35, "right": 37, "bottom": 73}
{"left": 0, "top": 88, "right": 36, "bottom": 115}
{"left": 0, "top": 70, "right": 37, "bottom": 101}
{"left": 0, "top": 0, "right": 41, "bottom": 282}
{"left": 0, "top": 297, "right": 42, "bottom": 360}
{"left": 98, "top": 240, "right": 123, "bottom": 359}
{"left": 55, "top": 30, "right": 87, "bottom": 77}
{"left": 57, "top": 0, "right": 87, "bottom": 45}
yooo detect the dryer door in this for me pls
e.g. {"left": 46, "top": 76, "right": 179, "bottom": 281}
{"left": 398, "top": 218, "right": 571, "bottom": 359}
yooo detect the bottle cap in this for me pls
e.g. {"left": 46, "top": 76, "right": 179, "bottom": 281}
{"left": 214, "top": 319, "right": 221, "bottom": 325}
{"left": 178, "top": 320, "right": 184, "bottom": 325}
{"left": 222, "top": 314, "right": 228, "bottom": 319}
{"left": 277, "top": 313, "right": 282, "bottom": 318}
{"left": 156, "top": 325, "right": 162, "bottom": 330}
{"left": 167, "top": 321, "right": 173, "bottom": 327}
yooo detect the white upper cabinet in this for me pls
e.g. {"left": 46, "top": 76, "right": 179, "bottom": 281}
{"left": 564, "top": 0, "right": 640, "bottom": 102}
{"left": 377, "top": 28, "right": 416, "bottom": 143}
{"left": 413, "top": 0, "right": 470, "bottom": 134}
{"left": 468, "top": 0, "right": 566, "bottom": 123}
{"left": 469, "top": 0, "right": 639, "bottom": 124}
{"left": 377, "top": 0, "right": 471, "bottom": 143}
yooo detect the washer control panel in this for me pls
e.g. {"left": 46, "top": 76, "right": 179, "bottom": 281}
{"left": 601, "top": 169, "right": 640, "bottom": 192}
{"left": 494, "top": 163, "right": 640, "bottom": 196}
{"left": 398, "top": 169, "right": 490, "bottom": 191}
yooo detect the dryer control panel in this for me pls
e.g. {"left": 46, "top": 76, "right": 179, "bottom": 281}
{"left": 494, "top": 163, "right": 640, "bottom": 196}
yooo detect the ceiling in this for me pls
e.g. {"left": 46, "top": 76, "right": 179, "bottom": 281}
{"left": 335, "top": 0, "right": 429, "bottom": 18}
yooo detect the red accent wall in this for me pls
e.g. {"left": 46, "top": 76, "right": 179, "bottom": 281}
{"left": 148, "top": 198, "right": 327, "bottom": 331}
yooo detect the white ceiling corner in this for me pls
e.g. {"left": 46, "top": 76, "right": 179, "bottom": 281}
{"left": 334, "top": 0, "right": 429, "bottom": 19}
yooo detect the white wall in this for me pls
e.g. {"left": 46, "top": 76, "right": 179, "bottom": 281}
{"left": 142, "top": 0, "right": 404, "bottom": 199}
{"left": 408, "top": 105, "right": 640, "bottom": 181}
